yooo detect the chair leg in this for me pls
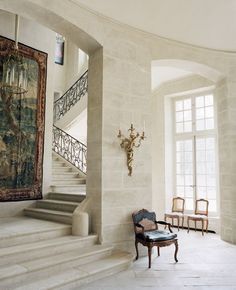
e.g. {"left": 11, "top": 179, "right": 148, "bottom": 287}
{"left": 182, "top": 216, "right": 184, "bottom": 229}
{"left": 172, "top": 217, "right": 174, "bottom": 227}
{"left": 206, "top": 219, "right": 209, "bottom": 233}
{"left": 148, "top": 245, "right": 152, "bottom": 268}
{"left": 201, "top": 219, "right": 204, "bottom": 236}
{"left": 157, "top": 246, "right": 160, "bottom": 256}
{"left": 135, "top": 239, "right": 139, "bottom": 260}
{"left": 177, "top": 217, "right": 180, "bottom": 231}
{"left": 174, "top": 240, "right": 178, "bottom": 263}
{"left": 164, "top": 215, "right": 167, "bottom": 229}
{"left": 187, "top": 217, "right": 190, "bottom": 233}
{"left": 194, "top": 220, "right": 197, "bottom": 231}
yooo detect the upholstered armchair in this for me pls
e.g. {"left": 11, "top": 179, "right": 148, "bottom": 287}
{"left": 132, "top": 209, "right": 178, "bottom": 268}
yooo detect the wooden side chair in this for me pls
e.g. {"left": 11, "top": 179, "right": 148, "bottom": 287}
{"left": 132, "top": 209, "right": 178, "bottom": 268}
{"left": 187, "top": 199, "right": 209, "bottom": 235}
{"left": 164, "top": 197, "right": 185, "bottom": 231}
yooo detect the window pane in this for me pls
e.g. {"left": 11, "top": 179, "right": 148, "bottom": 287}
{"left": 197, "top": 163, "right": 206, "bottom": 174}
{"left": 185, "top": 175, "right": 193, "bottom": 185}
{"left": 184, "top": 152, "right": 192, "bottom": 162}
{"left": 185, "top": 186, "right": 193, "bottom": 197}
{"left": 176, "top": 141, "right": 184, "bottom": 152}
{"left": 184, "top": 122, "right": 192, "bottom": 132}
{"left": 206, "top": 163, "right": 215, "bottom": 174}
{"left": 177, "top": 175, "right": 184, "bottom": 186}
{"left": 207, "top": 187, "right": 216, "bottom": 199}
{"left": 176, "top": 122, "right": 183, "bottom": 133}
{"left": 176, "top": 187, "right": 185, "bottom": 197}
{"left": 196, "top": 150, "right": 205, "bottom": 162}
{"left": 209, "top": 200, "right": 217, "bottom": 212}
{"left": 176, "top": 100, "right": 183, "bottom": 111}
{"left": 205, "top": 118, "right": 214, "bottom": 130}
{"left": 184, "top": 110, "right": 192, "bottom": 121}
{"left": 205, "top": 95, "right": 213, "bottom": 106}
{"left": 185, "top": 140, "right": 192, "bottom": 151}
{"left": 205, "top": 106, "right": 214, "bottom": 118}
{"left": 196, "top": 137, "right": 217, "bottom": 212}
{"left": 186, "top": 198, "right": 194, "bottom": 210}
{"left": 176, "top": 111, "right": 184, "bottom": 122}
{"left": 196, "top": 119, "right": 205, "bottom": 131}
{"left": 197, "top": 186, "right": 207, "bottom": 199}
{"left": 196, "top": 108, "right": 204, "bottom": 119}
{"left": 184, "top": 99, "right": 191, "bottom": 110}
{"left": 184, "top": 163, "right": 193, "bottom": 174}
{"left": 197, "top": 175, "right": 206, "bottom": 186}
{"left": 206, "top": 138, "right": 215, "bottom": 150}
{"left": 196, "top": 96, "right": 204, "bottom": 107}
{"left": 196, "top": 139, "right": 205, "bottom": 150}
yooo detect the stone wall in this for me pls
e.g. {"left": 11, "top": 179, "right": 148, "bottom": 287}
{"left": 0, "top": 0, "right": 236, "bottom": 246}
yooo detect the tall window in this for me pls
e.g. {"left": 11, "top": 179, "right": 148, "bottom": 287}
{"left": 174, "top": 94, "right": 218, "bottom": 213}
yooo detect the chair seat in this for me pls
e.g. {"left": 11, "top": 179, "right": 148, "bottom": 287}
{"left": 137, "top": 230, "right": 177, "bottom": 242}
{"left": 165, "top": 212, "right": 184, "bottom": 217}
{"left": 187, "top": 214, "right": 208, "bottom": 219}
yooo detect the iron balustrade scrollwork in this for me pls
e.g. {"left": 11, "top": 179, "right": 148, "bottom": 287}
{"left": 53, "top": 70, "right": 88, "bottom": 122}
{"left": 52, "top": 125, "right": 87, "bottom": 174}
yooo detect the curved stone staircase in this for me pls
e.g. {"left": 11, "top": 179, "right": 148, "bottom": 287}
{"left": 24, "top": 154, "right": 86, "bottom": 224}
{"left": 0, "top": 218, "right": 133, "bottom": 290}
{"left": 0, "top": 71, "right": 133, "bottom": 289}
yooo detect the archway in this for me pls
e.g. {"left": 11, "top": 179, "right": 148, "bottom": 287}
{"left": 0, "top": 1, "right": 103, "bottom": 237}
{"left": 151, "top": 58, "right": 224, "bottom": 236}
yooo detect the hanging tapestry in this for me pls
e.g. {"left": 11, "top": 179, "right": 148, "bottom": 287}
{"left": 0, "top": 36, "right": 47, "bottom": 201}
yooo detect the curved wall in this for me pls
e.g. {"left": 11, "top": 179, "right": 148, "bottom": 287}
{"left": 0, "top": 0, "right": 235, "bottom": 245}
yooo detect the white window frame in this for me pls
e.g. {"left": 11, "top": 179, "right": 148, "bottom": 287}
{"left": 172, "top": 90, "right": 219, "bottom": 216}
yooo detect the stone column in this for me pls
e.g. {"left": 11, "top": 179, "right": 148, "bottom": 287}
{"left": 217, "top": 77, "right": 236, "bottom": 244}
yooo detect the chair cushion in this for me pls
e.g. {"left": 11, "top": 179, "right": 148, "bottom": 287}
{"left": 187, "top": 214, "right": 208, "bottom": 219}
{"left": 137, "top": 230, "right": 177, "bottom": 242}
{"left": 165, "top": 212, "right": 184, "bottom": 217}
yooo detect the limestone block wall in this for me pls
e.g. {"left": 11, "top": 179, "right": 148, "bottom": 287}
{"left": 216, "top": 78, "right": 236, "bottom": 243}
{"left": 0, "top": 0, "right": 236, "bottom": 246}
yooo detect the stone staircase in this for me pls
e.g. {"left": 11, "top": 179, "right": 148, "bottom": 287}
{"left": 0, "top": 217, "right": 133, "bottom": 290}
{"left": 24, "top": 154, "right": 86, "bottom": 224}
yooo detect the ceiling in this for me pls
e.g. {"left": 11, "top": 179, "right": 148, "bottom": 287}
{"left": 74, "top": 0, "right": 236, "bottom": 52}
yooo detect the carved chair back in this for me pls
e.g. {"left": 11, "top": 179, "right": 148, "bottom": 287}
{"left": 195, "top": 199, "right": 209, "bottom": 216}
{"left": 172, "top": 197, "right": 185, "bottom": 213}
{"left": 132, "top": 209, "right": 157, "bottom": 233}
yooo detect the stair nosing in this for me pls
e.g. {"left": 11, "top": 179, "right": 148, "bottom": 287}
{"left": 24, "top": 208, "right": 73, "bottom": 217}
{"left": 37, "top": 200, "right": 80, "bottom": 206}
{"left": 0, "top": 245, "right": 114, "bottom": 281}
{"left": 0, "top": 235, "right": 97, "bottom": 258}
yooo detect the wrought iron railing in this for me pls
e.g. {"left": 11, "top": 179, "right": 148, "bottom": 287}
{"left": 53, "top": 70, "right": 88, "bottom": 122}
{"left": 52, "top": 125, "right": 87, "bottom": 174}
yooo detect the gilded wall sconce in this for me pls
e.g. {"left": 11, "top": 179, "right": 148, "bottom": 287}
{"left": 117, "top": 124, "right": 146, "bottom": 176}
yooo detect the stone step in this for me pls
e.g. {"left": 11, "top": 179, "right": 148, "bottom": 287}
{"left": 0, "top": 218, "right": 71, "bottom": 248}
{"left": 52, "top": 167, "right": 74, "bottom": 173}
{"left": 0, "top": 235, "right": 97, "bottom": 267}
{"left": 24, "top": 208, "right": 73, "bottom": 224}
{"left": 51, "top": 184, "right": 86, "bottom": 194}
{"left": 36, "top": 199, "right": 79, "bottom": 213}
{"left": 51, "top": 178, "right": 86, "bottom": 185}
{"left": 12, "top": 251, "right": 133, "bottom": 290}
{"left": 0, "top": 245, "right": 114, "bottom": 289}
{"left": 52, "top": 172, "right": 80, "bottom": 179}
{"left": 47, "top": 192, "right": 85, "bottom": 203}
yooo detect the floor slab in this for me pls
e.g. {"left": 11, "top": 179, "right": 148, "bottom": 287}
{"left": 80, "top": 230, "right": 236, "bottom": 290}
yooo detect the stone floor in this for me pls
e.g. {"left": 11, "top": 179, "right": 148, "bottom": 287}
{"left": 80, "top": 230, "right": 236, "bottom": 290}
